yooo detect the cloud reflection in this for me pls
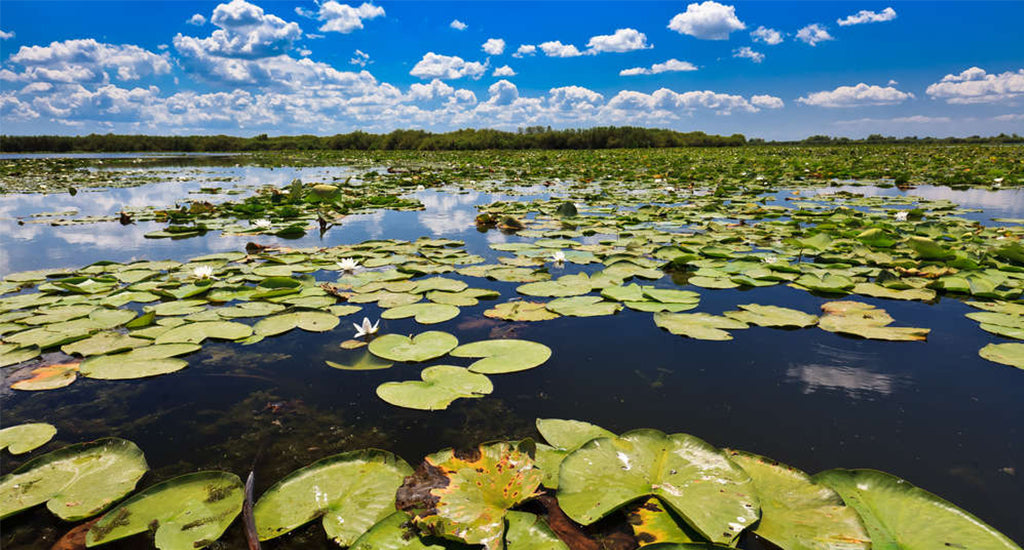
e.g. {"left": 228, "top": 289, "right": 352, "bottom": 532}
{"left": 786, "top": 343, "right": 902, "bottom": 399}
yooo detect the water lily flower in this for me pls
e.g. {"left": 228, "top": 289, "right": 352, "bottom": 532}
{"left": 337, "top": 258, "right": 360, "bottom": 272}
{"left": 252, "top": 219, "right": 272, "bottom": 229}
{"left": 192, "top": 265, "right": 215, "bottom": 279}
{"left": 551, "top": 251, "right": 566, "bottom": 265}
{"left": 894, "top": 211, "right": 909, "bottom": 222}
{"left": 353, "top": 317, "right": 379, "bottom": 338}
{"left": 761, "top": 255, "right": 778, "bottom": 264}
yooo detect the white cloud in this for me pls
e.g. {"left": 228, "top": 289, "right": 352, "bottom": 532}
{"left": 539, "top": 41, "right": 583, "bottom": 57}
{"left": 5, "top": 39, "right": 171, "bottom": 83}
{"left": 548, "top": 86, "right": 604, "bottom": 112}
{"left": 667, "top": 1, "right": 745, "bottom": 40}
{"left": 925, "top": 67, "right": 1024, "bottom": 104}
{"left": 586, "top": 28, "right": 650, "bottom": 53}
{"left": 888, "top": 79, "right": 898, "bottom": 86}
{"left": 620, "top": 58, "right": 697, "bottom": 76}
{"left": 482, "top": 38, "right": 505, "bottom": 56}
{"left": 0, "top": 30, "right": 13, "bottom": 40}
{"left": 750, "top": 26, "right": 782, "bottom": 45}
{"left": 512, "top": 44, "right": 536, "bottom": 58}
{"left": 187, "top": 14, "right": 207, "bottom": 26}
{"left": 733, "top": 46, "right": 764, "bottom": 63}
{"left": 796, "top": 24, "right": 833, "bottom": 46}
{"left": 410, "top": 52, "right": 487, "bottom": 80}
{"left": 492, "top": 65, "right": 516, "bottom": 77}
{"left": 175, "top": 0, "right": 302, "bottom": 59}
{"left": 449, "top": 19, "right": 467, "bottom": 31}
{"left": 0, "top": 95, "right": 39, "bottom": 120}
{"left": 487, "top": 79, "right": 519, "bottom": 106}
{"left": 797, "top": 83, "right": 913, "bottom": 107}
{"left": 350, "top": 49, "right": 370, "bottom": 67}
{"left": 837, "top": 7, "right": 897, "bottom": 26}
{"left": 835, "top": 115, "right": 951, "bottom": 125}
{"left": 407, "top": 79, "right": 454, "bottom": 103}
{"left": 300, "top": 1, "right": 384, "bottom": 34}
{"left": 751, "top": 95, "right": 784, "bottom": 109}
{"left": 993, "top": 113, "right": 1024, "bottom": 122}
{"left": 605, "top": 88, "right": 760, "bottom": 115}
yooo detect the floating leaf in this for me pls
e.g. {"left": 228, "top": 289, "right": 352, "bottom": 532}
{"left": 397, "top": 441, "right": 542, "bottom": 550}
{"left": 326, "top": 351, "right": 393, "bottom": 371}
{"left": 0, "top": 423, "right": 57, "bottom": 455}
{"left": 624, "top": 497, "right": 699, "bottom": 546}
{"left": 517, "top": 274, "right": 592, "bottom": 297}
{"left": 254, "top": 311, "right": 340, "bottom": 336}
{"left": 728, "top": 451, "right": 870, "bottom": 549}
{"left": 0, "top": 344, "right": 41, "bottom": 367}
{"left": 505, "top": 511, "right": 568, "bottom": 549}
{"left": 254, "top": 449, "right": 412, "bottom": 546}
{"left": 814, "top": 469, "right": 1018, "bottom": 550}
{"left": 376, "top": 365, "right": 492, "bottom": 410}
{"left": 382, "top": 303, "right": 461, "bottom": 325}
{"left": 154, "top": 320, "right": 254, "bottom": 344}
{"left": 978, "top": 343, "right": 1024, "bottom": 370}
{"left": 687, "top": 276, "right": 738, "bottom": 289}
{"left": 723, "top": 304, "right": 818, "bottom": 328}
{"left": 819, "top": 301, "right": 929, "bottom": 342}
{"left": 546, "top": 296, "right": 623, "bottom": 317}
{"left": 11, "top": 362, "right": 79, "bottom": 390}
{"left": 0, "top": 438, "right": 148, "bottom": 521}
{"left": 484, "top": 301, "right": 559, "bottom": 322}
{"left": 450, "top": 339, "right": 552, "bottom": 374}
{"left": 793, "top": 273, "right": 854, "bottom": 294}
{"left": 557, "top": 429, "right": 759, "bottom": 545}
{"left": 853, "top": 283, "right": 936, "bottom": 302}
{"left": 60, "top": 332, "right": 149, "bottom": 357}
{"left": 86, "top": 471, "right": 243, "bottom": 550}
{"left": 350, "top": 511, "right": 453, "bottom": 550}
{"left": 369, "top": 331, "right": 458, "bottom": 363}
{"left": 654, "top": 312, "right": 748, "bottom": 341}
{"left": 534, "top": 419, "right": 615, "bottom": 489}
{"left": 642, "top": 288, "right": 700, "bottom": 304}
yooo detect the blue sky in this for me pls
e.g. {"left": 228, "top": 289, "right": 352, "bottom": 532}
{"left": 1, "top": 1, "right": 1022, "bottom": 140}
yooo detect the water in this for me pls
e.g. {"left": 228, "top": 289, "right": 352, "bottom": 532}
{"left": 1, "top": 164, "right": 1022, "bottom": 548}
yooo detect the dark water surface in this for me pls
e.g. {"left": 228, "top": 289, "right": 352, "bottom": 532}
{"left": 1, "top": 165, "right": 1022, "bottom": 547}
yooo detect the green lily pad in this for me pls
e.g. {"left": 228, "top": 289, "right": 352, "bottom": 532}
{"left": 60, "top": 332, "right": 150, "bottom": 357}
{"left": 382, "top": 303, "right": 461, "bottom": 325}
{"left": 326, "top": 350, "right": 394, "bottom": 371}
{"left": 450, "top": 339, "right": 552, "bottom": 374}
{"left": 654, "top": 312, "right": 749, "bottom": 341}
{"left": 853, "top": 283, "right": 937, "bottom": 302}
{"left": 0, "top": 344, "right": 41, "bottom": 367}
{"left": 216, "top": 301, "right": 286, "bottom": 318}
{"left": 723, "top": 304, "right": 818, "bottom": 328}
{"left": 601, "top": 283, "right": 645, "bottom": 302}
{"left": 505, "top": 511, "right": 568, "bottom": 549}
{"left": 624, "top": 301, "right": 699, "bottom": 313}
{"left": 624, "top": 496, "right": 699, "bottom": 545}
{"left": 546, "top": 296, "right": 623, "bottom": 317}
{"left": 86, "top": 471, "right": 243, "bottom": 550}
{"left": 0, "top": 438, "right": 148, "bottom": 521}
{"left": 254, "top": 311, "right": 340, "bottom": 336}
{"left": 819, "top": 301, "right": 929, "bottom": 342}
{"left": 793, "top": 273, "right": 855, "bottom": 294}
{"left": 534, "top": 419, "right": 615, "bottom": 489}
{"left": 369, "top": 331, "right": 459, "bottom": 363}
{"left": 687, "top": 276, "right": 739, "bottom": 289}
{"left": 642, "top": 288, "right": 700, "bottom": 304}
{"left": 484, "top": 301, "right": 560, "bottom": 322}
{"left": 728, "top": 451, "right": 870, "bottom": 549}
{"left": 813, "top": 469, "right": 1018, "bottom": 550}
{"left": 154, "top": 320, "right": 254, "bottom": 344}
{"left": 517, "top": 274, "right": 593, "bottom": 297}
{"left": 557, "top": 429, "right": 759, "bottom": 545}
{"left": 396, "top": 441, "right": 543, "bottom": 550}
{"left": 0, "top": 423, "right": 57, "bottom": 455}
{"left": 376, "top": 365, "right": 492, "bottom": 410}
{"left": 145, "top": 300, "right": 209, "bottom": 316}
{"left": 254, "top": 449, "right": 412, "bottom": 546}
{"left": 978, "top": 343, "right": 1024, "bottom": 369}
{"left": 350, "top": 511, "right": 455, "bottom": 549}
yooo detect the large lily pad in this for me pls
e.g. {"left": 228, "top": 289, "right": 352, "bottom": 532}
{"left": 813, "top": 468, "right": 1018, "bottom": 549}
{"left": 153, "top": 320, "right": 253, "bottom": 344}
{"left": 978, "top": 342, "right": 1024, "bottom": 369}
{"left": 624, "top": 496, "right": 699, "bottom": 546}
{"left": 350, "top": 512, "right": 456, "bottom": 549}
{"left": 60, "top": 332, "right": 150, "bottom": 357}
{"left": 382, "top": 303, "right": 461, "bottom": 325}
{"left": 0, "top": 344, "right": 41, "bottom": 367}
{"left": 653, "top": 312, "right": 748, "bottom": 341}
{"left": 369, "top": 331, "right": 459, "bottom": 363}
{"left": 396, "top": 441, "right": 543, "bottom": 550}
{"left": 253, "top": 311, "right": 340, "bottom": 336}
{"left": 86, "top": 471, "right": 243, "bottom": 550}
{"left": 723, "top": 304, "right": 818, "bottom": 328}
{"left": 728, "top": 451, "right": 870, "bottom": 549}
{"left": 376, "top": 365, "right": 492, "bottom": 410}
{"left": 0, "top": 423, "right": 57, "bottom": 455}
{"left": 484, "top": 301, "right": 560, "bottom": 322}
{"left": 818, "top": 301, "right": 929, "bottom": 342}
{"left": 450, "top": 339, "right": 552, "bottom": 374}
{"left": 557, "top": 429, "right": 760, "bottom": 545}
{"left": 534, "top": 418, "right": 615, "bottom": 489}
{"left": 254, "top": 449, "right": 412, "bottom": 546}
{"left": 517, "top": 274, "right": 593, "bottom": 297}
{"left": 546, "top": 296, "right": 623, "bottom": 317}
{"left": 505, "top": 511, "right": 568, "bottom": 549}
{"left": 0, "top": 438, "right": 148, "bottom": 521}
{"left": 10, "top": 361, "right": 79, "bottom": 390}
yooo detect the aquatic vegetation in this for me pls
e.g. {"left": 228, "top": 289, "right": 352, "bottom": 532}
{"left": 376, "top": 365, "right": 493, "bottom": 410}
{"left": 0, "top": 423, "right": 56, "bottom": 455}
{"left": 352, "top": 316, "right": 381, "bottom": 338}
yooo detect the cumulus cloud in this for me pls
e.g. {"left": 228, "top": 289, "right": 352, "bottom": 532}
{"left": 512, "top": 44, "right": 536, "bottom": 58}
{"left": 837, "top": 7, "right": 897, "bottom": 26}
{"left": 620, "top": 58, "right": 697, "bottom": 76}
{"left": 925, "top": 67, "right": 1024, "bottom": 104}
{"left": 750, "top": 95, "right": 784, "bottom": 109}
{"left": 548, "top": 86, "right": 604, "bottom": 111}
{"left": 993, "top": 113, "right": 1024, "bottom": 122}
{"left": 750, "top": 26, "right": 782, "bottom": 45}
{"left": 606, "top": 88, "right": 761, "bottom": 116}
{"left": 187, "top": 14, "right": 207, "bottom": 26}
{"left": 668, "top": 1, "right": 745, "bottom": 40}
{"left": 539, "top": 41, "right": 583, "bottom": 58}
{"left": 796, "top": 24, "right": 834, "bottom": 46}
{"left": 487, "top": 80, "right": 519, "bottom": 106}
{"left": 797, "top": 83, "right": 913, "bottom": 107}
{"left": 449, "top": 19, "right": 467, "bottom": 31}
{"left": 5, "top": 39, "right": 171, "bottom": 84}
{"left": 350, "top": 49, "right": 370, "bottom": 67}
{"left": 492, "top": 65, "right": 516, "bottom": 77}
{"left": 733, "top": 47, "right": 764, "bottom": 63}
{"left": 300, "top": 2, "right": 384, "bottom": 34}
{"left": 482, "top": 38, "right": 505, "bottom": 55}
{"left": 835, "top": 115, "right": 951, "bottom": 126}
{"left": 586, "top": 28, "right": 650, "bottom": 53}
{"left": 410, "top": 52, "right": 487, "bottom": 80}
{"left": 175, "top": 0, "right": 302, "bottom": 59}
{"left": 0, "top": 30, "right": 14, "bottom": 40}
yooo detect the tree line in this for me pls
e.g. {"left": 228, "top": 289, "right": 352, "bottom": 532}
{"left": 1, "top": 127, "right": 1020, "bottom": 152}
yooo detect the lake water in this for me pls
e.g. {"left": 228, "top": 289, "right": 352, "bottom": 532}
{"left": 1, "top": 163, "right": 1022, "bottom": 548}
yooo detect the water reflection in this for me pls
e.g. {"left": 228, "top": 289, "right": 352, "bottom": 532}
{"left": 818, "top": 184, "right": 1024, "bottom": 222}
{"left": 786, "top": 343, "right": 902, "bottom": 399}
{"left": 416, "top": 190, "right": 483, "bottom": 236}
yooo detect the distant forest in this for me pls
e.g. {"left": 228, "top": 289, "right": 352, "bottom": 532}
{"left": 1, "top": 126, "right": 1021, "bottom": 152}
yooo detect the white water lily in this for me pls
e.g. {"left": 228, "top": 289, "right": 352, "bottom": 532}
{"left": 894, "top": 211, "right": 909, "bottom": 222}
{"left": 761, "top": 255, "right": 778, "bottom": 264}
{"left": 252, "top": 219, "right": 272, "bottom": 229}
{"left": 353, "top": 317, "right": 380, "bottom": 338}
{"left": 551, "top": 251, "right": 566, "bottom": 264}
{"left": 337, "top": 258, "right": 360, "bottom": 272}
{"left": 192, "top": 265, "right": 215, "bottom": 279}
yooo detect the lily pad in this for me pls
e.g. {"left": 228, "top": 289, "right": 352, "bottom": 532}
{"left": 450, "top": 339, "right": 552, "bottom": 374}
{"left": 254, "top": 449, "right": 412, "bottom": 546}
{"left": 814, "top": 468, "right": 1018, "bottom": 550}
{"left": 0, "top": 344, "right": 42, "bottom": 367}
{"left": 557, "top": 429, "right": 760, "bottom": 545}
{"left": 819, "top": 301, "right": 929, "bottom": 342}
{"left": 654, "top": 312, "right": 748, "bottom": 341}
{"left": 350, "top": 512, "right": 455, "bottom": 550}
{"left": 0, "top": 438, "right": 148, "bottom": 521}
{"left": 369, "top": 331, "right": 459, "bottom": 363}
{"left": 11, "top": 362, "right": 79, "bottom": 390}
{"left": 534, "top": 418, "right": 615, "bottom": 489}
{"left": 396, "top": 441, "right": 543, "bottom": 550}
{"left": 728, "top": 451, "right": 870, "bottom": 549}
{"left": 154, "top": 320, "right": 254, "bottom": 344}
{"left": 326, "top": 351, "right": 394, "bottom": 371}
{"left": 60, "top": 332, "right": 150, "bottom": 357}
{"left": 978, "top": 343, "right": 1024, "bottom": 370}
{"left": 517, "top": 274, "right": 593, "bottom": 297}
{"left": 505, "top": 511, "right": 568, "bottom": 549}
{"left": 376, "top": 365, "right": 492, "bottom": 410}
{"left": 546, "top": 296, "right": 623, "bottom": 317}
{"left": 0, "top": 423, "right": 57, "bottom": 455}
{"left": 484, "top": 301, "right": 560, "bottom": 322}
{"left": 382, "top": 303, "right": 461, "bottom": 325}
{"left": 253, "top": 311, "right": 340, "bottom": 336}
{"left": 723, "top": 304, "right": 818, "bottom": 328}
{"left": 624, "top": 496, "right": 699, "bottom": 545}
{"left": 86, "top": 471, "right": 244, "bottom": 550}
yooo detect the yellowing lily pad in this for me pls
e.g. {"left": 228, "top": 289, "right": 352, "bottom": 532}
{"left": 10, "top": 362, "right": 80, "bottom": 391}
{"left": 978, "top": 342, "right": 1024, "bottom": 370}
